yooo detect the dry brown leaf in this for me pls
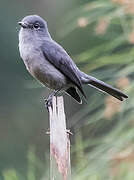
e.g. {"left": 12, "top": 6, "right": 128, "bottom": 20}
{"left": 77, "top": 17, "right": 88, "bottom": 28}
{"left": 95, "top": 18, "right": 109, "bottom": 34}
{"left": 117, "top": 77, "right": 130, "bottom": 90}
{"left": 104, "top": 96, "right": 121, "bottom": 119}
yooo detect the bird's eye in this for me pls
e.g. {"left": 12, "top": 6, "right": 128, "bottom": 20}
{"left": 33, "top": 23, "right": 40, "bottom": 29}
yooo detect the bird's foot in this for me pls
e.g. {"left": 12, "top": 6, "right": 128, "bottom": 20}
{"left": 44, "top": 96, "right": 53, "bottom": 109}
{"left": 44, "top": 90, "right": 60, "bottom": 110}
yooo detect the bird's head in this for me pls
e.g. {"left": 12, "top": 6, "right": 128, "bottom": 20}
{"left": 18, "top": 15, "right": 50, "bottom": 42}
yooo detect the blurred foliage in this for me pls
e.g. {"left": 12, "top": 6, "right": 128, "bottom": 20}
{"left": 0, "top": 0, "right": 134, "bottom": 179}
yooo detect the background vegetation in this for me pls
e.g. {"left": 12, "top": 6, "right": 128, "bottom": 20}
{"left": 0, "top": 0, "right": 133, "bottom": 179}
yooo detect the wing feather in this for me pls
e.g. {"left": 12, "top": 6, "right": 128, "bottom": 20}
{"left": 41, "top": 40, "right": 86, "bottom": 98}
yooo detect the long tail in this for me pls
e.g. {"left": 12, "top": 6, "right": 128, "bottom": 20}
{"left": 81, "top": 72, "right": 128, "bottom": 101}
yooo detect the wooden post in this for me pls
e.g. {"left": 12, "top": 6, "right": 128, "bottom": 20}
{"left": 48, "top": 96, "right": 71, "bottom": 180}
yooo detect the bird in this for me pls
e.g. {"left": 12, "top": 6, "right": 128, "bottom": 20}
{"left": 18, "top": 15, "right": 128, "bottom": 107}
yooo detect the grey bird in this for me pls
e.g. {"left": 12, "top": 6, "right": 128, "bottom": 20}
{"left": 18, "top": 15, "right": 128, "bottom": 106}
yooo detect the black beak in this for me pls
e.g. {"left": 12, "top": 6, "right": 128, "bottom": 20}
{"left": 18, "top": 21, "right": 28, "bottom": 28}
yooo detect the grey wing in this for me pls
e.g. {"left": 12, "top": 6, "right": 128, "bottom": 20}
{"left": 41, "top": 40, "right": 86, "bottom": 98}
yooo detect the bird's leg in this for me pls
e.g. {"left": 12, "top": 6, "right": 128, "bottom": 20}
{"left": 44, "top": 90, "right": 59, "bottom": 108}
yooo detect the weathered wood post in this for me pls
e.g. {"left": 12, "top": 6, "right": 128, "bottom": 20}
{"left": 48, "top": 96, "right": 71, "bottom": 180}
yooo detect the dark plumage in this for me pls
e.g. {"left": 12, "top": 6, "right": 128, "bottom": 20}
{"left": 18, "top": 15, "right": 128, "bottom": 105}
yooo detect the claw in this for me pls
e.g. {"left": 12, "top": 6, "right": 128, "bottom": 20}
{"left": 44, "top": 97, "right": 53, "bottom": 109}
{"left": 44, "top": 90, "right": 60, "bottom": 110}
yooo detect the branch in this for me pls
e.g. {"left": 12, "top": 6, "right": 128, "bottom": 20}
{"left": 48, "top": 96, "right": 71, "bottom": 180}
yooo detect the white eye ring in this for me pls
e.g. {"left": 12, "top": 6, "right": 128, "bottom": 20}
{"left": 33, "top": 23, "right": 40, "bottom": 29}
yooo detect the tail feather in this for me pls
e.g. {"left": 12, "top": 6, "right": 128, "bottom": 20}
{"left": 81, "top": 74, "right": 128, "bottom": 101}
{"left": 66, "top": 87, "right": 82, "bottom": 104}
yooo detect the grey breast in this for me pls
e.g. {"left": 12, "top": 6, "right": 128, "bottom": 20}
{"left": 19, "top": 41, "right": 69, "bottom": 90}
